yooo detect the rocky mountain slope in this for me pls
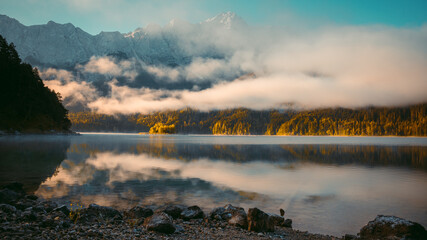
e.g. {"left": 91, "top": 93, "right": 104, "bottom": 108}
{"left": 0, "top": 12, "right": 244, "bottom": 68}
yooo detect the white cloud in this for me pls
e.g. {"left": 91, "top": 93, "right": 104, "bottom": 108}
{"left": 145, "top": 65, "right": 180, "bottom": 81}
{"left": 44, "top": 23, "right": 427, "bottom": 114}
{"left": 41, "top": 68, "right": 98, "bottom": 106}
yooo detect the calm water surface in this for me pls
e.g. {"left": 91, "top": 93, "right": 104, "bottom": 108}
{"left": 1, "top": 133, "right": 426, "bottom": 236}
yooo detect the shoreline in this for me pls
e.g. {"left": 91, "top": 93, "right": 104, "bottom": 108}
{"left": 1, "top": 183, "right": 426, "bottom": 239}
{"left": 0, "top": 130, "right": 78, "bottom": 136}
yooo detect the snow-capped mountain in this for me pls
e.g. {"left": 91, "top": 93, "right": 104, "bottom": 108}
{"left": 0, "top": 12, "right": 245, "bottom": 68}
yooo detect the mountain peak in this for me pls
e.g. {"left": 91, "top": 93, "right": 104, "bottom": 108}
{"left": 46, "top": 20, "right": 74, "bottom": 28}
{"left": 0, "top": 14, "right": 21, "bottom": 25}
{"left": 204, "top": 11, "right": 245, "bottom": 29}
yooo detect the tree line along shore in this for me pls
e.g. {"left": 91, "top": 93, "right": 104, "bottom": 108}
{"left": 69, "top": 104, "right": 426, "bottom": 136}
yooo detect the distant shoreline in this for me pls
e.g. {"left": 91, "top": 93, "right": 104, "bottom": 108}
{"left": 0, "top": 130, "right": 78, "bottom": 136}
{"left": 75, "top": 132, "right": 427, "bottom": 137}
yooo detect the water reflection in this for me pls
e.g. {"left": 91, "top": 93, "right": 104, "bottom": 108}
{"left": 0, "top": 136, "right": 70, "bottom": 193}
{"left": 1, "top": 134, "right": 426, "bottom": 236}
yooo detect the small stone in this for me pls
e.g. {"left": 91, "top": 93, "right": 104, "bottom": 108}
{"left": 280, "top": 209, "right": 285, "bottom": 217}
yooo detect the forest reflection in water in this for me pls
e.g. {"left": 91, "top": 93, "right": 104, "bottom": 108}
{"left": 0, "top": 134, "right": 426, "bottom": 236}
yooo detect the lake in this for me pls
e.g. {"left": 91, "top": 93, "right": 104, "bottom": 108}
{"left": 1, "top": 133, "right": 426, "bottom": 236}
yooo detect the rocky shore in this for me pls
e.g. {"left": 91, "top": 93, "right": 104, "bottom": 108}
{"left": 1, "top": 183, "right": 426, "bottom": 239}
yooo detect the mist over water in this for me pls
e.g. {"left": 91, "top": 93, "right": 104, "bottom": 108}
{"left": 1, "top": 134, "right": 426, "bottom": 236}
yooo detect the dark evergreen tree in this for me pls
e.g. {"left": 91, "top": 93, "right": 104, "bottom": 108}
{"left": 0, "top": 35, "right": 71, "bottom": 132}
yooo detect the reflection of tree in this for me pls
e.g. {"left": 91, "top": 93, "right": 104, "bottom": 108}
{"left": 70, "top": 139, "right": 426, "bottom": 170}
{"left": 0, "top": 137, "right": 70, "bottom": 193}
{"left": 279, "top": 145, "right": 427, "bottom": 169}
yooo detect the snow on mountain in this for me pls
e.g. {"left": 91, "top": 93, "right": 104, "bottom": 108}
{"left": 204, "top": 11, "right": 246, "bottom": 30}
{"left": 0, "top": 12, "right": 245, "bottom": 68}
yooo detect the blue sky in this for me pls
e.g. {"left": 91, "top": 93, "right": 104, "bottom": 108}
{"left": 1, "top": 0, "right": 426, "bottom": 34}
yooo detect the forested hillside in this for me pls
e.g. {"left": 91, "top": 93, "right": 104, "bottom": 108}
{"left": 69, "top": 104, "right": 426, "bottom": 136}
{"left": 0, "top": 35, "right": 71, "bottom": 133}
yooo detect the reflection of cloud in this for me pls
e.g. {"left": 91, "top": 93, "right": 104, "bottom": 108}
{"left": 36, "top": 160, "right": 96, "bottom": 198}
{"left": 52, "top": 152, "right": 427, "bottom": 207}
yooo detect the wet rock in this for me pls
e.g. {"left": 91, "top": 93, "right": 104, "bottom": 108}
{"left": 162, "top": 205, "right": 186, "bottom": 219}
{"left": 268, "top": 213, "right": 284, "bottom": 226}
{"left": 359, "top": 215, "right": 427, "bottom": 240}
{"left": 224, "top": 205, "right": 248, "bottom": 229}
{"left": 124, "top": 206, "right": 153, "bottom": 220}
{"left": 247, "top": 207, "right": 275, "bottom": 232}
{"left": 228, "top": 211, "right": 248, "bottom": 229}
{"left": 210, "top": 207, "right": 231, "bottom": 220}
{"left": 210, "top": 204, "right": 247, "bottom": 228}
{"left": 180, "top": 205, "right": 204, "bottom": 220}
{"left": 143, "top": 212, "right": 175, "bottom": 234}
{"left": 283, "top": 218, "right": 292, "bottom": 228}
{"left": 77, "top": 204, "right": 122, "bottom": 223}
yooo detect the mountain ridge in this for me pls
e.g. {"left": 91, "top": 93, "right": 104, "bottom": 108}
{"left": 0, "top": 12, "right": 244, "bottom": 68}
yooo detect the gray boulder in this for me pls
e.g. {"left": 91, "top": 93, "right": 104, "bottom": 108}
{"left": 180, "top": 205, "right": 204, "bottom": 220}
{"left": 359, "top": 215, "right": 427, "bottom": 240}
